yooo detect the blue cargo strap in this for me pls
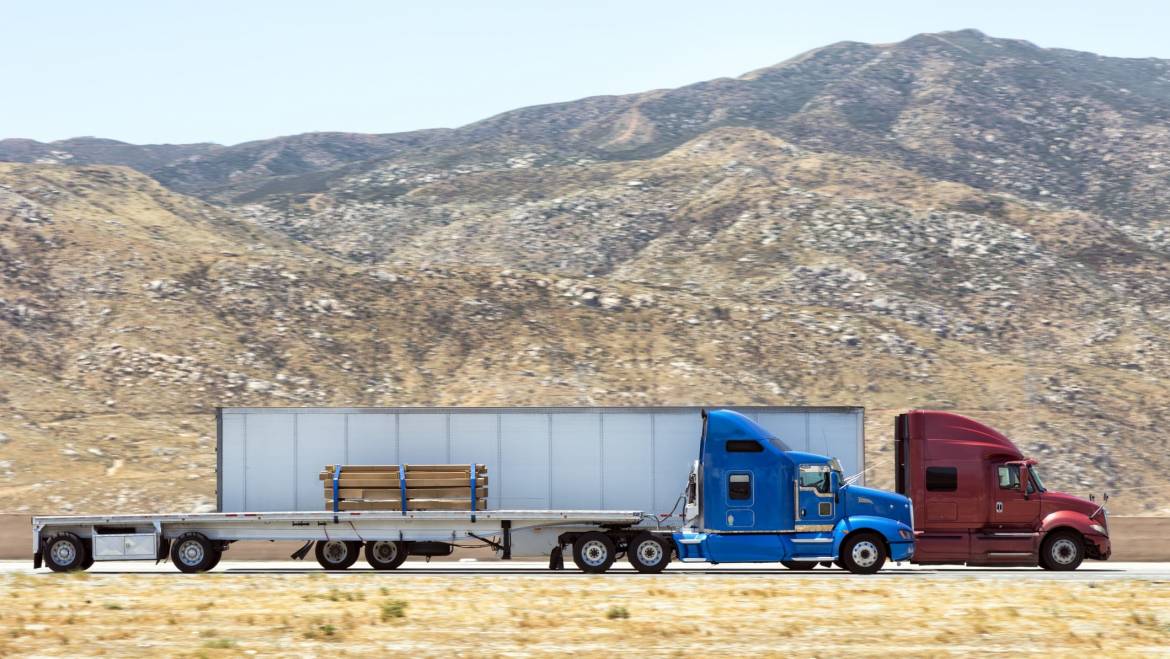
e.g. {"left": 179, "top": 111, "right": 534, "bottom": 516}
{"left": 331, "top": 466, "right": 342, "bottom": 514}
{"left": 399, "top": 464, "right": 407, "bottom": 516}
{"left": 470, "top": 463, "right": 477, "bottom": 523}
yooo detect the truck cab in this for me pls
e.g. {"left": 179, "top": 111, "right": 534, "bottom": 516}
{"left": 895, "top": 410, "right": 1111, "bottom": 569}
{"left": 672, "top": 409, "right": 914, "bottom": 573}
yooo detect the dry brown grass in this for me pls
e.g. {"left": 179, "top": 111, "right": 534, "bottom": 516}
{"left": 0, "top": 572, "right": 1167, "bottom": 656}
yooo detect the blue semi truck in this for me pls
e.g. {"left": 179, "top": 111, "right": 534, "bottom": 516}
{"left": 552, "top": 409, "right": 915, "bottom": 574}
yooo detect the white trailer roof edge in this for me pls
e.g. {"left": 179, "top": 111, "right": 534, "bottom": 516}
{"left": 217, "top": 405, "right": 864, "bottom": 414}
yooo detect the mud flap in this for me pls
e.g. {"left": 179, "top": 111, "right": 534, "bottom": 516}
{"left": 548, "top": 545, "right": 564, "bottom": 570}
{"left": 33, "top": 549, "right": 42, "bottom": 570}
{"left": 291, "top": 540, "right": 314, "bottom": 561}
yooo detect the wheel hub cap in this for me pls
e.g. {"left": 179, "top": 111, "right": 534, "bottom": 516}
{"left": 1052, "top": 539, "right": 1077, "bottom": 564}
{"left": 324, "top": 541, "right": 347, "bottom": 563}
{"left": 581, "top": 540, "right": 608, "bottom": 566}
{"left": 51, "top": 542, "right": 76, "bottom": 565}
{"left": 178, "top": 540, "right": 204, "bottom": 566}
{"left": 637, "top": 541, "right": 663, "bottom": 565}
{"left": 373, "top": 542, "right": 397, "bottom": 562}
{"left": 852, "top": 541, "right": 879, "bottom": 568}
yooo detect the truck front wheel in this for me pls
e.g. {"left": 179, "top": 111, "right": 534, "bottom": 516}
{"left": 1040, "top": 531, "right": 1084, "bottom": 571}
{"left": 627, "top": 533, "right": 671, "bottom": 573}
{"left": 839, "top": 533, "right": 887, "bottom": 575}
{"left": 572, "top": 532, "right": 616, "bottom": 573}
{"left": 315, "top": 540, "right": 361, "bottom": 570}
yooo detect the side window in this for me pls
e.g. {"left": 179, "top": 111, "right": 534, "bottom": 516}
{"left": 925, "top": 466, "right": 958, "bottom": 492}
{"left": 728, "top": 474, "right": 752, "bottom": 500}
{"left": 726, "top": 440, "right": 763, "bottom": 453}
{"left": 997, "top": 465, "right": 1020, "bottom": 490}
{"left": 798, "top": 465, "right": 831, "bottom": 493}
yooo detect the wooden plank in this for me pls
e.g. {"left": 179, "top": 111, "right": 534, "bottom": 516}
{"left": 323, "top": 477, "right": 488, "bottom": 489}
{"left": 327, "top": 499, "right": 488, "bottom": 512}
{"left": 404, "top": 471, "right": 481, "bottom": 480}
{"left": 324, "top": 486, "right": 489, "bottom": 499}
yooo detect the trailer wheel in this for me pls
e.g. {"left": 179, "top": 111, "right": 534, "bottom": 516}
{"left": 1040, "top": 530, "right": 1084, "bottom": 571}
{"left": 572, "top": 532, "right": 617, "bottom": 574}
{"left": 365, "top": 541, "right": 409, "bottom": 570}
{"left": 315, "top": 540, "right": 361, "bottom": 570}
{"left": 204, "top": 548, "right": 223, "bottom": 572}
{"left": 781, "top": 560, "right": 818, "bottom": 570}
{"left": 44, "top": 533, "right": 88, "bottom": 572}
{"left": 627, "top": 533, "right": 671, "bottom": 573}
{"left": 171, "top": 533, "right": 219, "bottom": 573}
{"left": 839, "top": 533, "right": 887, "bottom": 575}
{"left": 80, "top": 540, "right": 95, "bottom": 570}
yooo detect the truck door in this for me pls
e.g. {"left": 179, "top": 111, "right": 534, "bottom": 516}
{"left": 990, "top": 462, "right": 1041, "bottom": 529}
{"left": 795, "top": 464, "right": 835, "bottom": 528}
{"left": 975, "top": 462, "right": 1042, "bottom": 560}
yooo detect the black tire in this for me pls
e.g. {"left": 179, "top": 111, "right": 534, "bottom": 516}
{"left": 839, "top": 533, "right": 887, "bottom": 575}
{"left": 171, "top": 532, "right": 218, "bottom": 573}
{"left": 1040, "top": 531, "right": 1085, "bottom": 571}
{"left": 315, "top": 540, "right": 361, "bottom": 570}
{"left": 44, "top": 533, "right": 88, "bottom": 572}
{"left": 781, "top": 560, "right": 818, "bottom": 570}
{"left": 572, "top": 531, "right": 617, "bottom": 574}
{"left": 365, "top": 541, "right": 409, "bottom": 570}
{"left": 204, "top": 548, "right": 223, "bottom": 572}
{"left": 80, "top": 540, "right": 95, "bottom": 570}
{"left": 627, "top": 533, "right": 672, "bottom": 574}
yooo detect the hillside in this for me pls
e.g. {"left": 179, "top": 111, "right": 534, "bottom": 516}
{"left": 1, "top": 29, "right": 1168, "bottom": 515}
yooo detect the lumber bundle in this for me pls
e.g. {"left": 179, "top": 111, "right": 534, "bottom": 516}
{"left": 320, "top": 464, "right": 487, "bottom": 512}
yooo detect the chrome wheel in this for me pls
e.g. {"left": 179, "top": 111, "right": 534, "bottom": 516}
{"left": 322, "top": 541, "right": 349, "bottom": 563}
{"left": 177, "top": 539, "right": 205, "bottom": 567}
{"left": 1050, "top": 538, "right": 1078, "bottom": 565}
{"left": 851, "top": 540, "right": 880, "bottom": 568}
{"left": 50, "top": 540, "right": 77, "bottom": 566}
{"left": 370, "top": 541, "right": 397, "bottom": 563}
{"left": 635, "top": 539, "right": 664, "bottom": 566}
{"left": 580, "top": 539, "right": 609, "bottom": 567}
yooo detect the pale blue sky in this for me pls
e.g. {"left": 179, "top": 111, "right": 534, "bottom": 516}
{"left": 1, "top": 0, "right": 1165, "bottom": 145}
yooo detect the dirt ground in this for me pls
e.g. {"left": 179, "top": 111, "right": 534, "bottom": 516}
{"left": 0, "top": 572, "right": 1167, "bottom": 656}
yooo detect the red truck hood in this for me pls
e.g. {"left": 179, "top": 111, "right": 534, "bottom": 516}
{"left": 1042, "top": 490, "right": 1097, "bottom": 517}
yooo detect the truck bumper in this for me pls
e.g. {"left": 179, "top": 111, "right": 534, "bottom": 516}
{"left": 889, "top": 539, "right": 914, "bottom": 562}
{"left": 1086, "top": 533, "right": 1111, "bottom": 561}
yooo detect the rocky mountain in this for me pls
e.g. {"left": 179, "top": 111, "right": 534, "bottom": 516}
{"left": 1, "top": 29, "right": 1168, "bottom": 515}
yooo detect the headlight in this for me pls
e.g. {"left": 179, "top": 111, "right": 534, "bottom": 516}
{"left": 899, "top": 529, "right": 913, "bottom": 540}
{"left": 1090, "top": 524, "right": 1107, "bottom": 536}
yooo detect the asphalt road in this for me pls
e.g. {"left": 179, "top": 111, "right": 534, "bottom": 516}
{"left": 4, "top": 559, "right": 1169, "bottom": 580}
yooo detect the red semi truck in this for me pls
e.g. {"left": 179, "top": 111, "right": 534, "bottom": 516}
{"left": 894, "top": 410, "right": 1111, "bottom": 570}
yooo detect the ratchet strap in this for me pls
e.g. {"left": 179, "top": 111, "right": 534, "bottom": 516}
{"left": 470, "top": 463, "right": 477, "bottom": 523}
{"left": 399, "top": 464, "right": 407, "bottom": 516}
{"left": 331, "top": 465, "right": 342, "bottom": 513}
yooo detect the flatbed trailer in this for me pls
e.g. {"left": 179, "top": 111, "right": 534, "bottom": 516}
{"left": 33, "top": 509, "right": 646, "bottom": 573}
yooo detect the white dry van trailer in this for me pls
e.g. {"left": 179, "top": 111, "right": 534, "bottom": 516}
{"left": 33, "top": 406, "right": 864, "bottom": 573}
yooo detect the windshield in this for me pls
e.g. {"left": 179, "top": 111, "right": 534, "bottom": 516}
{"left": 1028, "top": 465, "right": 1047, "bottom": 493}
